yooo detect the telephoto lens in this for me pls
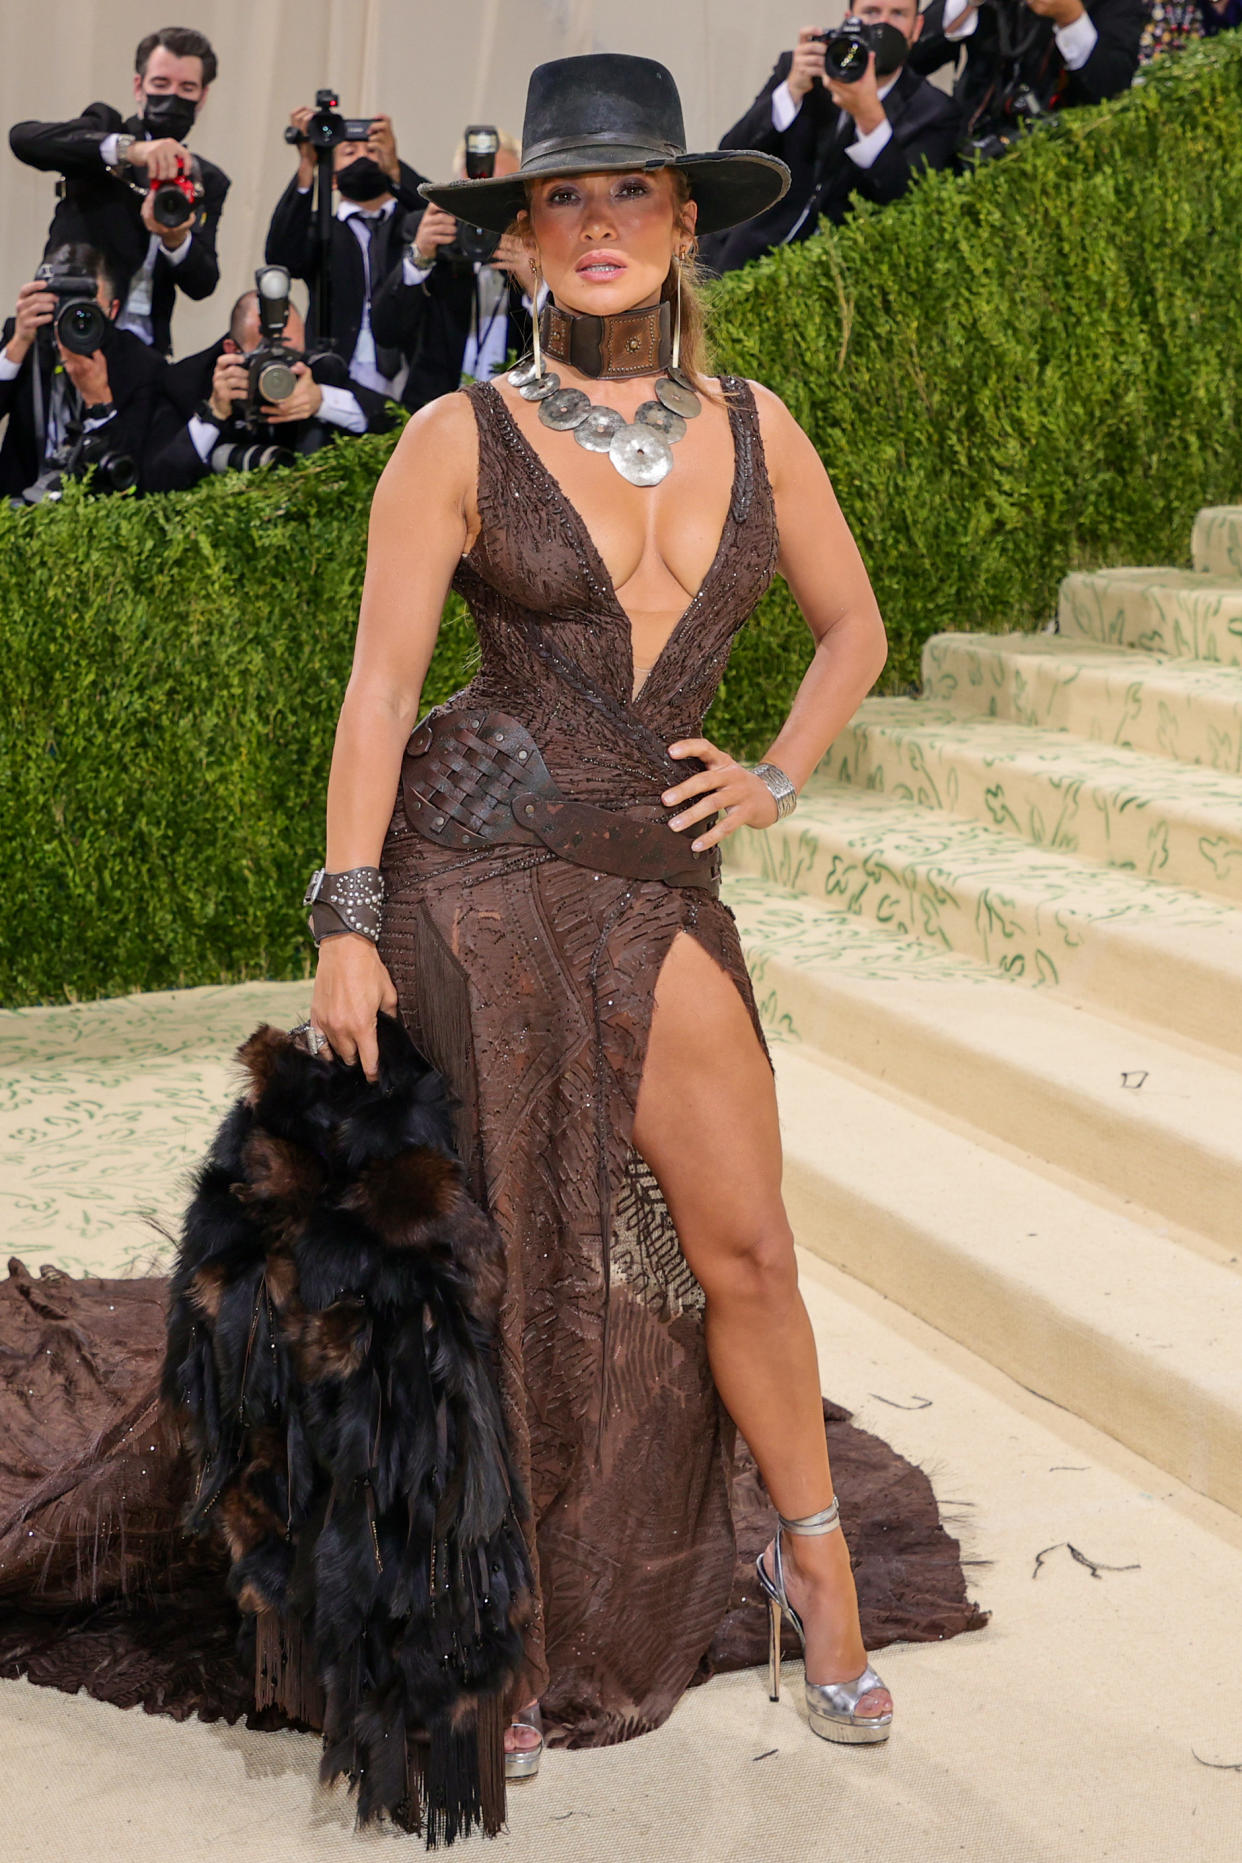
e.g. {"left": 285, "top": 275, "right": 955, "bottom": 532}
{"left": 210, "top": 442, "right": 297, "bottom": 474}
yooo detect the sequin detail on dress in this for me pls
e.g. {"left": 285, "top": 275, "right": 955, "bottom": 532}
{"left": 378, "top": 377, "right": 780, "bottom": 1745}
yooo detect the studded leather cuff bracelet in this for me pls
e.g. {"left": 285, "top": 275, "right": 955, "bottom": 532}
{"left": 303, "top": 867, "right": 384, "bottom": 946}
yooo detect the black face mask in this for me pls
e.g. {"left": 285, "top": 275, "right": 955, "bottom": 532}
{"left": 335, "top": 157, "right": 390, "bottom": 203}
{"left": 871, "top": 22, "right": 912, "bottom": 79}
{"left": 141, "top": 92, "right": 197, "bottom": 143}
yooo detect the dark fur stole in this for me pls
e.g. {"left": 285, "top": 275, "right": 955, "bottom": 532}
{"left": 161, "top": 1013, "right": 532, "bottom": 1845}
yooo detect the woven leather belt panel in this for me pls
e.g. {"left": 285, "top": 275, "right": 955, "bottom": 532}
{"left": 400, "top": 708, "right": 718, "bottom": 891}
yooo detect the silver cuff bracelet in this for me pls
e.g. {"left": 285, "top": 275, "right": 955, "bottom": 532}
{"left": 748, "top": 762, "right": 798, "bottom": 822}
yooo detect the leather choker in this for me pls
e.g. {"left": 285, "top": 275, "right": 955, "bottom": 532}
{"left": 539, "top": 301, "right": 672, "bottom": 379}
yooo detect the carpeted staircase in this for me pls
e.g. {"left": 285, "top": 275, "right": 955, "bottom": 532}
{"left": 723, "top": 506, "right": 1242, "bottom": 1518}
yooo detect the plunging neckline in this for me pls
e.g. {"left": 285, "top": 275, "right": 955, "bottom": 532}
{"left": 479, "top": 378, "right": 743, "bottom": 707}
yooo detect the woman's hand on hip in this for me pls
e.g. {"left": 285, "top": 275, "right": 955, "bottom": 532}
{"left": 663, "top": 737, "right": 779, "bottom": 851}
{"left": 309, "top": 935, "right": 399, "bottom": 1081}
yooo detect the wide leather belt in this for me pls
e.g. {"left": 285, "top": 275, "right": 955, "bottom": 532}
{"left": 400, "top": 708, "right": 719, "bottom": 892}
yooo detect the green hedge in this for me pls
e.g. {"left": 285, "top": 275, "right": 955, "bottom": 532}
{"left": 4, "top": 37, "right": 1242, "bottom": 1006}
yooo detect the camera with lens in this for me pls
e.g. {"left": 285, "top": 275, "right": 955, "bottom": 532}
{"left": 149, "top": 156, "right": 202, "bottom": 229}
{"left": 815, "top": 17, "right": 909, "bottom": 83}
{"left": 20, "top": 424, "right": 138, "bottom": 503}
{"left": 960, "top": 86, "right": 1050, "bottom": 161}
{"left": 956, "top": 0, "right": 1057, "bottom": 163}
{"left": 239, "top": 264, "right": 304, "bottom": 427}
{"left": 32, "top": 260, "right": 108, "bottom": 355}
{"left": 283, "top": 89, "right": 375, "bottom": 150}
{"left": 66, "top": 426, "right": 137, "bottom": 492}
{"left": 209, "top": 440, "right": 296, "bottom": 474}
{"left": 439, "top": 125, "right": 502, "bottom": 268}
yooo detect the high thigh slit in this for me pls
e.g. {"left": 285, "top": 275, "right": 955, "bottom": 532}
{"left": 373, "top": 376, "right": 990, "bottom": 1749}
{"left": 379, "top": 375, "right": 781, "bottom": 1744}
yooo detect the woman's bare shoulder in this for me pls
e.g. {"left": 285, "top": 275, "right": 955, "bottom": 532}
{"left": 375, "top": 389, "right": 480, "bottom": 509}
{"left": 742, "top": 378, "right": 823, "bottom": 483}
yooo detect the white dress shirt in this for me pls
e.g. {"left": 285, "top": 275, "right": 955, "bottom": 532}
{"left": 943, "top": 0, "right": 1099, "bottom": 67}
{"left": 336, "top": 196, "right": 399, "bottom": 395}
{"left": 771, "top": 73, "right": 901, "bottom": 170}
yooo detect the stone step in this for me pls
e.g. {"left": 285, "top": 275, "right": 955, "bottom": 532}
{"left": 1192, "top": 505, "right": 1242, "bottom": 578}
{"left": 725, "top": 878, "right": 1242, "bottom": 1258}
{"left": 922, "top": 632, "right": 1242, "bottom": 776}
{"left": 819, "top": 699, "right": 1242, "bottom": 903}
{"left": 774, "top": 1040, "right": 1242, "bottom": 1516}
{"left": 1058, "top": 566, "right": 1242, "bottom": 665}
{"left": 723, "top": 793, "right": 1242, "bottom": 1058}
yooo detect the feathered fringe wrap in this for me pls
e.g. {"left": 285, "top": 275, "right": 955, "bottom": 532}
{"left": 161, "top": 1014, "right": 532, "bottom": 1845}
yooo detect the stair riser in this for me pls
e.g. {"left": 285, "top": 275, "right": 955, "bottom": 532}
{"left": 781, "top": 1149, "right": 1242, "bottom": 1515}
{"left": 820, "top": 719, "right": 1242, "bottom": 905}
{"left": 1192, "top": 507, "right": 1242, "bottom": 578}
{"left": 922, "top": 638, "right": 1242, "bottom": 778}
{"left": 750, "top": 947, "right": 1242, "bottom": 1253}
{"left": 1059, "top": 573, "right": 1242, "bottom": 665}
{"left": 724, "top": 824, "right": 1242, "bottom": 1060}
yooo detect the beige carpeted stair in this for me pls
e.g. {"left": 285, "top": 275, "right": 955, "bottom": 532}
{"left": 723, "top": 505, "right": 1242, "bottom": 1524}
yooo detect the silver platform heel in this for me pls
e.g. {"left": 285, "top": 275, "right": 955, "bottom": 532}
{"left": 755, "top": 1498, "right": 893, "bottom": 1745}
{"left": 504, "top": 1701, "right": 544, "bottom": 1781}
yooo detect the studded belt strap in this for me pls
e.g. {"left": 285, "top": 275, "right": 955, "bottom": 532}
{"left": 400, "top": 707, "right": 719, "bottom": 892}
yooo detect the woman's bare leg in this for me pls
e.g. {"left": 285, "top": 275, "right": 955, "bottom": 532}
{"left": 631, "top": 932, "right": 890, "bottom": 1716}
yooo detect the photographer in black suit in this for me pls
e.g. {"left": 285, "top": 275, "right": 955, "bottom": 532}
{"left": 908, "top": 0, "right": 1143, "bottom": 145}
{"left": 0, "top": 243, "right": 163, "bottom": 503}
{"left": 370, "top": 134, "right": 542, "bottom": 410}
{"left": 702, "top": 0, "right": 960, "bottom": 275}
{"left": 144, "top": 284, "right": 395, "bottom": 494}
{"left": 9, "top": 26, "right": 229, "bottom": 356}
{"left": 265, "top": 110, "right": 427, "bottom": 401}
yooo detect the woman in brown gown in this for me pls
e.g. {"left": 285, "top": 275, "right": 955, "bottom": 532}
{"left": 308, "top": 54, "right": 892, "bottom": 1770}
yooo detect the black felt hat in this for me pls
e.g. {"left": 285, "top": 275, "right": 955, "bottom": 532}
{"left": 418, "top": 53, "right": 789, "bottom": 236}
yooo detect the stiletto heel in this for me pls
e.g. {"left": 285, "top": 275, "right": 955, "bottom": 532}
{"left": 767, "top": 1594, "right": 782, "bottom": 1702}
{"left": 755, "top": 1497, "right": 893, "bottom": 1746}
{"left": 504, "top": 1701, "right": 544, "bottom": 1781}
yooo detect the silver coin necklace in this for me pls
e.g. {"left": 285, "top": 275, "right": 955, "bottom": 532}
{"left": 507, "top": 272, "right": 701, "bottom": 488}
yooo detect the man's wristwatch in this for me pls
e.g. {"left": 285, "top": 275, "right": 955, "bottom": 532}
{"left": 109, "top": 133, "right": 136, "bottom": 177}
{"left": 195, "top": 399, "right": 226, "bottom": 427}
{"left": 81, "top": 401, "right": 115, "bottom": 422}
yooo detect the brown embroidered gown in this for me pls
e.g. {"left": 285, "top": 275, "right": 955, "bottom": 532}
{"left": 381, "top": 375, "right": 800, "bottom": 1741}
{"left": 0, "top": 375, "right": 988, "bottom": 1742}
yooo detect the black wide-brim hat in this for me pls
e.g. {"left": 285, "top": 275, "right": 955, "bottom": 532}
{"left": 419, "top": 53, "right": 790, "bottom": 237}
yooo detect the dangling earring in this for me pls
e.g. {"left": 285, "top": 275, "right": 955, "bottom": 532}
{"left": 513, "top": 255, "right": 561, "bottom": 401}
{"left": 647, "top": 250, "right": 700, "bottom": 421}
{"left": 530, "top": 259, "right": 543, "bottom": 376}
{"left": 671, "top": 249, "right": 684, "bottom": 376}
